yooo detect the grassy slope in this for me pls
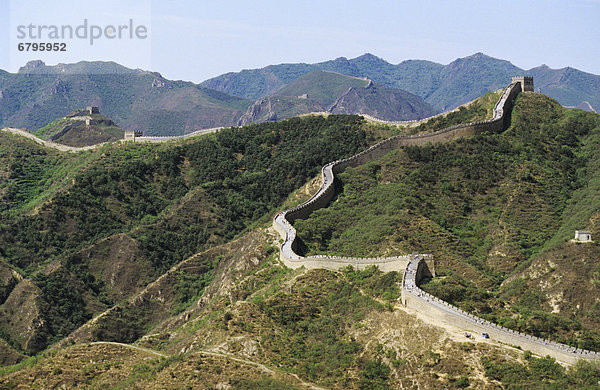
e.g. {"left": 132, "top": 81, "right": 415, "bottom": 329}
{"left": 33, "top": 114, "right": 125, "bottom": 147}
{"left": 295, "top": 93, "right": 600, "bottom": 349}
{"left": 0, "top": 132, "right": 103, "bottom": 216}
{"left": 3, "top": 97, "right": 600, "bottom": 387}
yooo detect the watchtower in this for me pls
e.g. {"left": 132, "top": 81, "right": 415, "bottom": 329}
{"left": 512, "top": 76, "right": 534, "bottom": 92}
{"left": 124, "top": 130, "right": 143, "bottom": 141}
{"left": 574, "top": 230, "right": 592, "bottom": 242}
{"left": 87, "top": 106, "right": 99, "bottom": 115}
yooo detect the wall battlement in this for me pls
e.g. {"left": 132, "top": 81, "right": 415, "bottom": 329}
{"left": 403, "top": 255, "right": 599, "bottom": 364}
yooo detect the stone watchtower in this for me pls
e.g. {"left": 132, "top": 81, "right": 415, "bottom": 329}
{"left": 124, "top": 130, "right": 143, "bottom": 141}
{"left": 574, "top": 230, "right": 592, "bottom": 242}
{"left": 512, "top": 76, "right": 534, "bottom": 92}
{"left": 86, "top": 106, "right": 99, "bottom": 115}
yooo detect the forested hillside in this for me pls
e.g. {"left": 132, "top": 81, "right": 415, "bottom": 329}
{"left": 295, "top": 93, "right": 600, "bottom": 350}
{"left": 1, "top": 92, "right": 600, "bottom": 389}
{"left": 0, "top": 115, "right": 370, "bottom": 357}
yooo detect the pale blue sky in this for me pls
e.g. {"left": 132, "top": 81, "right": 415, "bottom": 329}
{"left": 1, "top": 0, "right": 599, "bottom": 82}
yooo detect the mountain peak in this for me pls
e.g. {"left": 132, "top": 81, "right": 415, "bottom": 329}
{"left": 18, "top": 60, "right": 46, "bottom": 73}
{"left": 332, "top": 56, "right": 349, "bottom": 62}
{"left": 462, "top": 52, "right": 494, "bottom": 61}
{"left": 353, "top": 53, "right": 387, "bottom": 63}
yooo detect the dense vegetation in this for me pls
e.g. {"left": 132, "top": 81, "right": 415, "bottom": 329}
{"left": 2, "top": 226, "right": 600, "bottom": 388}
{"left": 254, "top": 269, "right": 391, "bottom": 388}
{"left": 411, "top": 90, "right": 500, "bottom": 133}
{"left": 483, "top": 352, "right": 600, "bottom": 389}
{"left": 0, "top": 114, "right": 369, "bottom": 353}
{"left": 295, "top": 93, "right": 600, "bottom": 349}
{"left": 2, "top": 89, "right": 600, "bottom": 387}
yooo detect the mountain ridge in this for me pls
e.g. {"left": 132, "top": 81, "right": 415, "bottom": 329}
{"left": 202, "top": 52, "right": 600, "bottom": 112}
{"left": 2, "top": 52, "right": 599, "bottom": 138}
{"left": 0, "top": 61, "right": 253, "bottom": 136}
{"left": 237, "top": 70, "right": 437, "bottom": 125}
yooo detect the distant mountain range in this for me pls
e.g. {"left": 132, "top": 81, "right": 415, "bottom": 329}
{"left": 203, "top": 52, "right": 600, "bottom": 113}
{"left": 0, "top": 53, "right": 598, "bottom": 136}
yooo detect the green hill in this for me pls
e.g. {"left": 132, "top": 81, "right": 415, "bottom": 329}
{"left": 237, "top": 95, "right": 325, "bottom": 126}
{"left": 34, "top": 109, "right": 124, "bottom": 147}
{"left": 238, "top": 70, "right": 438, "bottom": 125}
{"left": 276, "top": 70, "right": 370, "bottom": 107}
{"left": 0, "top": 115, "right": 371, "bottom": 357}
{"left": 1, "top": 94, "right": 600, "bottom": 388}
{"left": 329, "top": 81, "right": 438, "bottom": 121}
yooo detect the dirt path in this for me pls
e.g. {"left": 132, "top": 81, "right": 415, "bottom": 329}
{"left": 90, "top": 341, "right": 326, "bottom": 389}
{"left": 90, "top": 341, "right": 168, "bottom": 357}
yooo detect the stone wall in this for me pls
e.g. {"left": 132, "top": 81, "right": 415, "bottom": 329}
{"left": 132, "top": 127, "right": 223, "bottom": 142}
{"left": 404, "top": 257, "right": 599, "bottom": 364}
{"left": 0, "top": 127, "right": 105, "bottom": 152}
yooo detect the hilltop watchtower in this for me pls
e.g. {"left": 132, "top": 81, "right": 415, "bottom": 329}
{"left": 512, "top": 76, "right": 534, "bottom": 92}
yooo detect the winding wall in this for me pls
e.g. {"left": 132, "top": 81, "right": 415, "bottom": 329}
{"left": 0, "top": 126, "right": 225, "bottom": 151}
{"left": 274, "top": 81, "right": 519, "bottom": 267}
{"left": 131, "top": 126, "right": 224, "bottom": 142}
{"left": 272, "top": 81, "right": 600, "bottom": 363}
{"left": 0, "top": 127, "right": 106, "bottom": 152}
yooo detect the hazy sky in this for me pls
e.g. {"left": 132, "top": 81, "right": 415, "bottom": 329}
{"left": 1, "top": 0, "right": 599, "bottom": 83}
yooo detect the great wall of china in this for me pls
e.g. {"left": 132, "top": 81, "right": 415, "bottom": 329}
{"left": 2, "top": 77, "right": 597, "bottom": 364}
{"left": 0, "top": 126, "right": 224, "bottom": 152}
{"left": 272, "top": 78, "right": 600, "bottom": 365}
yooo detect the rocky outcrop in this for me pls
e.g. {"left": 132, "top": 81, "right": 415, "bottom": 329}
{"left": 237, "top": 96, "right": 323, "bottom": 126}
{"left": 18, "top": 60, "right": 46, "bottom": 73}
{"left": 329, "top": 82, "right": 437, "bottom": 121}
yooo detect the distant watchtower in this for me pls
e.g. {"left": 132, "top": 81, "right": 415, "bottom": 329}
{"left": 87, "top": 106, "right": 99, "bottom": 115}
{"left": 574, "top": 230, "right": 592, "bottom": 243}
{"left": 512, "top": 76, "right": 534, "bottom": 92}
{"left": 124, "top": 130, "right": 143, "bottom": 141}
